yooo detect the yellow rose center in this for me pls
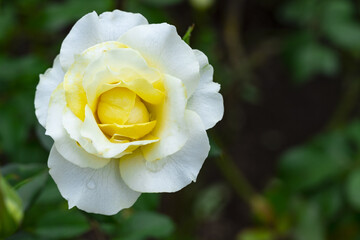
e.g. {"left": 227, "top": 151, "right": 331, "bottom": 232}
{"left": 63, "top": 41, "right": 165, "bottom": 143}
{"left": 97, "top": 87, "right": 150, "bottom": 125}
{"left": 96, "top": 87, "right": 157, "bottom": 141}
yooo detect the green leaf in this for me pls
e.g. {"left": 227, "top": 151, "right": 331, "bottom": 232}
{"left": 1, "top": 163, "right": 46, "bottom": 187}
{"left": 16, "top": 0, "right": 47, "bottom": 10}
{"left": 132, "top": 193, "right": 160, "bottom": 211}
{"left": 34, "top": 209, "right": 90, "bottom": 239}
{"left": 279, "top": 148, "right": 337, "bottom": 191}
{"left": 324, "top": 22, "right": 360, "bottom": 51}
{"left": 312, "top": 185, "right": 342, "bottom": 221}
{"left": 346, "top": 120, "right": 360, "bottom": 140}
{"left": 294, "top": 202, "right": 325, "bottom": 240}
{"left": 5, "top": 231, "right": 38, "bottom": 240}
{"left": 0, "top": 5, "right": 16, "bottom": 43}
{"left": 183, "top": 24, "right": 195, "bottom": 45}
{"left": 284, "top": 34, "right": 339, "bottom": 83}
{"left": 280, "top": 0, "right": 360, "bottom": 52}
{"left": 35, "top": 179, "right": 64, "bottom": 206}
{"left": 118, "top": 211, "right": 175, "bottom": 240}
{"left": 346, "top": 168, "right": 360, "bottom": 211}
{"left": 320, "top": 0, "right": 360, "bottom": 51}
{"left": 0, "top": 108, "right": 28, "bottom": 155}
{"left": 263, "top": 181, "right": 293, "bottom": 234}
{"left": 16, "top": 171, "right": 48, "bottom": 210}
{"left": 189, "top": 0, "right": 215, "bottom": 10}
{"left": 193, "top": 183, "right": 230, "bottom": 221}
{"left": 12, "top": 144, "right": 48, "bottom": 164}
{"left": 320, "top": 0, "right": 353, "bottom": 24}
{"left": 0, "top": 55, "right": 47, "bottom": 86}
{"left": 14, "top": 92, "right": 37, "bottom": 120}
{"left": 279, "top": 131, "right": 349, "bottom": 191}
{"left": 280, "top": 0, "right": 318, "bottom": 26}
{"left": 237, "top": 228, "right": 274, "bottom": 240}
{"left": 0, "top": 174, "right": 23, "bottom": 238}
{"left": 264, "top": 181, "right": 291, "bottom": 217}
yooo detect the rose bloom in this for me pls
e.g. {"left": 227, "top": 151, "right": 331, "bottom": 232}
{"left": 34, "top": 10, "right": 223, "bottom": 215}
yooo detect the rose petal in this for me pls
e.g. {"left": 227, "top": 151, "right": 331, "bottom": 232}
{"left": 34, "top": 56, "right": 64, "bottom": 128}
{"left": 141, "top": 74, "right": 188, "bottom": 162}
{"left": 48, "top": 146, "right": 140, "bottom": 215}
{"left": 80, "top": 105, "right": 158, "bottom": 158}
{"left": 63, "top": 41, "right": 126, "bottom": 121}
{"left": 60, "top": 10, "right": 148, "bottom": 70}
{"left": 82, "top": 48, "right": 162, "bottom": 111}
{"left": 46, "top": 84, "right": 110, "bottom": 168}
{"left": 118, "top": 23, "right": 200, "bottom": 97}
{"left": 98, "top": 121, "right": 157, "bottom": 140}
{"left": 187, "top": 50, "right": 224, "bottom": 129}
{"left": 120, "top": 110, "right": 209, "bottom": 192}
{"left": 62, "top": 107, "right": 99, "bottom": 156}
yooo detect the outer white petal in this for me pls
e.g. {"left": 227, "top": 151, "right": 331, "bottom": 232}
{"left": 34, "top": 56, "right": 64, "bottom": 127}
{"left": 120, "top": 110, "right": 210, "bottom": 193}
{"left": 187, "top": 50, "right": 224, "bottom": 129}
{"left": 118, "top": 23, "right": 200, "bottom": 97}
{"left": 48, "top": 146, "right": 140, "bottom": 215}
{"left": 141, "top": 74, "right": 188, "bottom": 162}
{"left": 62, "top": 107, "right": 99, "bottom": 156}
{"left": 98, "top": 10, "right": 148, "bottom": 42}
{"left": 60, "top": 10, "right": 148, "bottom": 70}
{"left": 45, "top": 85, "right": 110, "bottom": 169}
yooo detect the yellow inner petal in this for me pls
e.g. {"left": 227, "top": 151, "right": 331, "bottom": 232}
{"left": 99, "top": 121, "right": 157, "bottom": 140}
{"left": 96, "top": 87, "right": 156, "bottom": 140}
{"left": 64, "top": 62, "right": 88, "bottom": 121}
{"left": 121, "top": 78, "right": 165, "bottom": 105}
{"left": 126, "top": 96, "right": 150, "bottom": 124}
{"left": 62, "top": 41, "right": 165, "bottom": 151}
{"left": 64, "top": 41, "right": 127, "bottom": 121}
{"left": 97, "top": 87, "right": 136, "bottom": 125}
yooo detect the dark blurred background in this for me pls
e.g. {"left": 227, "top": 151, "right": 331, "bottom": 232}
{"left": 1, "top": 0, "right": 360, "bottom": 239}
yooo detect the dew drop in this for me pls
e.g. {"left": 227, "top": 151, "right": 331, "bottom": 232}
{"left": 86, "top": 179, "right": 96, "bottom": 190}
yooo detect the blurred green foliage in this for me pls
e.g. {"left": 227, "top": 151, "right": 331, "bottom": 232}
{"left": 0, "top": 174, "right": 23, "bottom": 238}
{"left": 255, "top": 121, "right": 360, "bottom": 240}
{"left": 281, "top": 0, "right": 360, "bottom": 82}
{"left": 1, "top": 0, "right": 360, "bottom": 239}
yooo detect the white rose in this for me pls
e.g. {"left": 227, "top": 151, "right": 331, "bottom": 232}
{"left": 34, "top": 10, "right": 224, "bottom": 215}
